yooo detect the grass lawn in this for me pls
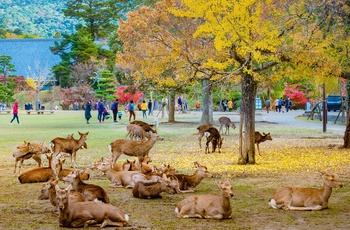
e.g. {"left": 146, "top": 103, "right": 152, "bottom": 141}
{"left": 0, "top": 109, "right": 349, "bottom": 229}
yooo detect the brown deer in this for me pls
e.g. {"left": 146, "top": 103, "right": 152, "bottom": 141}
{"left": 56, "top": 159, "right": 90, "bottom": 180}
{"left": 196, "top": 124, "right": 212, "bottom": 148}
{"left": 175, "top": 180, "right": 233, "bottom": 219}
{"left": 131, "top": 120, "right": 157, "bottom": 133}
{"left": 132, "top": 176, "right": 176, "bottom": 199}
{"left": 175, "top": 162, "right": 213, "bottom": 192}
{"left": 108, "top": 132, "right": 164, "bottom": 166}
{"left": 55, "top": 186, "right": 129, "bottom": 228}
{"left": 96, "top": 160, "right": 149, "bottom": 188}
{"left": 13, "top": 141, "right": 51, "bottom": 175}
{"left": 269, "top": 171, "right": 343, "bottom": 211}
{"left": 204, "top": 127, "right": 224, "bottom": 154}
{"left": 50, "top": 131, "right": 89, "bottom": 168}
{"left": 125, "top": 123, "right": 150, "bottom": 141}
{"left": 63, "top": 170, "right": 110, "bottom": 203}
{"left": 218, "top": 116, "right": 236, "bottom": 135}
{"left": 17, "top": 154, "right": 56, "bottom": 183}
{"left": 255, "top": 131, "right": 272, "bottom": 155}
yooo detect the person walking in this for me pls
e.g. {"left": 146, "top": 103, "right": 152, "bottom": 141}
{"left": 111, "top": 98, "right": 119, "bottom": 122}
{"left": 9, "top": 101, "right": 20, "bottom": 125}
{"left": 128, "top": 100, "right": 136, "bottom": 122}
{"left": 177, "top": 96, "right": 182, "bottom": 113}
{"left": 274, "top": 98, "right": 279, "bottom": 112}
{"left": 141, "top": 100, "right": 147, "bottom": 118}
{"left": 97, "top": 100, "right": 105, "bottom": 123}
{"left": 228, "top": 100, "right": 233, "bottom": 112}
{"left": 147, "top": 99, "right": 152, "bottom": 116}
{"left": 84, "top": 100, "right": 92, "bottom": 124}
{"left": 265, "top": 98, "right": 271, "bottom": 113}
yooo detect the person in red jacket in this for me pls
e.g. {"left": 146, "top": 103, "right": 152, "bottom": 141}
{"left": 9, "top": 101, "right": 21, "bottom": 125}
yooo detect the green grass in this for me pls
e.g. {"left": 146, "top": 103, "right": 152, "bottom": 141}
{"left": 0, "top": 110, "right": 349, "bottom": 229}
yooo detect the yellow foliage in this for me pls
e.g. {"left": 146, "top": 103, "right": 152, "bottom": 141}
{"left": 26, "top": 78, "right": 37, "bottom": 90}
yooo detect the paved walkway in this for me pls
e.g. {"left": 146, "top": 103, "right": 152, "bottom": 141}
{"left": 255, "top": 110, "right": 346, "bottom": 135}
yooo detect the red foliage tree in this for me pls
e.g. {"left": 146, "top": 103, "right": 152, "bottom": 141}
{"left": 115, "top": 85, "right": 143, "bottom": 103}
{"left": 283, "top": 85, "right": 308, "bottom": 106}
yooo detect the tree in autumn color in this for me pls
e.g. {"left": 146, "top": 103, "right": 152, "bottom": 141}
{"left": 116, "top": 0, "right": 224, "bottom": 123}
{"left": 171, "top": 0, "right": 289, "bottom": 164}
{"left": 116, "top": 86, "right": 143, "bottom": 104}
{"left": 60, "top": 84, "right": 95, "bottom": 110}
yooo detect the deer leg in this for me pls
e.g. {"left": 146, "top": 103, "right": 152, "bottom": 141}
{"left": 111, "top": 152, "right": 122, "bottom": 169}
{"left": 33, "top": 154, "right": 42, "bottom": 167}
{"left": 256, "top": 144, "right": 262, "bottom": 156}
{"left": 14, "top": 160, "right": 18, "bottom": 176}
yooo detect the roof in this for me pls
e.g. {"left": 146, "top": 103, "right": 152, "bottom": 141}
{"left": 0, "top": 38, "right": 63, "bottom": 77}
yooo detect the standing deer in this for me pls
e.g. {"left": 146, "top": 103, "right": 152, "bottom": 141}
{"left": 175, "top": 180, "right": 233, "bottom": 219}
{"left": 108, "top": 132, "right": 164, "bottom": 166}
{"left": 218, "top": 116, "right": 236, "bottom": 135}
{"left": 255, "top": 131, "right": 272, "bottom": 155}
{"left": 196, "top": 124, "right": 212, "bottom": 148}
{"left": 269, "top": 171, "right": 343, "bottom": 211}
{"left": 50, "top": 131, "right": 89, "bottom": 168}
{"left": 204, "top": 127, "right": 224, "bottom": 154}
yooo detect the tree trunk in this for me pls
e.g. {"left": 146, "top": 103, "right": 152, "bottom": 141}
{"left": 168, "top": 90, "right": 175, "bottom": 122}
{"left": 344, "top": 108, "right": 350, "bottom": 148}
{"left": 238, "top": 73, "right": 257, "bottom": 164}
{"left": 200, "top": 79, "right": 214, "bottom": 125}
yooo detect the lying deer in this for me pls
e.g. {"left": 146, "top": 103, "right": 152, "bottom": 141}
{"left": 204, "top": 127, "right": 224, "bottom": 154}
{"left": 56, "top": 159, "right": 90, "bottom": 180}
{"left": 255, "top": 131, "right": 272, "bottom": 155}
{"left": 63, "top": 170, "right": 110, "bottom": 203}
{"left": 50, "top": 131, "right": 89, "bottom": 168}
{"left": 56, "top": 186, "right": 129, "bottom": 228}
{"left": 132, "top": 176, "right": 176, "bottom": 199}
{"left": 96, "top": 161, "right": 147, "bottom": 188}
{"left": 17, "top": 154, "right": 56, "bottom": 183}
{"left": 108, "top": 132, "right": 164, "bottom": 167}
{"left": 175, "top": 162, "right": 213, "bottom": 192}
{"left": 196, "top": 124, "right": 212, "bottom": 148}
{"left": 175, "top": 180, "right": 233, "bottom": 219}
{"left": 218, "top": 116, "right": 236, "bottom": 135}
{"left": 269, "top": 171, "right": 343, "bottom": 211}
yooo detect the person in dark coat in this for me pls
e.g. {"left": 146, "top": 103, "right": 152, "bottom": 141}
{"left": 85, "top": 100, "right": 92, "bottom": 124}
{"left": 111, "top": 98, "right": 119, "bottom": 122}
{"left": 97, "top": 100, "right": 105, "bottom": 123}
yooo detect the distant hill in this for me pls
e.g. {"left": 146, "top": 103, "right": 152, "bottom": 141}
{"left": 0, "top": 0, "right": 81, "bottom": 38}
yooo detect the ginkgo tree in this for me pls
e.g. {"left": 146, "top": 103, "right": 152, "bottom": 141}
{"left": 171, "top": 0, "right": 287, "bottom": 164}
{"left": 171, "top": 0, "right": 345, "bottom": 164}
{"left": 116, "top": 0, "right": 229, "bottom": 123}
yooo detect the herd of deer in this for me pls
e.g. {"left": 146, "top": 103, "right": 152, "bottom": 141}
{"left": 11, "top": 117, "right": 343, "bottom": 227}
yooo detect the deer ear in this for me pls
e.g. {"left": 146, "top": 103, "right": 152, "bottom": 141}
{"left": 194, "top": 162, "right": 199, "bottom": 168}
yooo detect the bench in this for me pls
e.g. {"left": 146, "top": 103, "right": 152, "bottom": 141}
{"left": 0, "top": 110, "right": 11, "bottom": 114}
{"left": 26, "top": 110, "right": 55, "bottom": 114}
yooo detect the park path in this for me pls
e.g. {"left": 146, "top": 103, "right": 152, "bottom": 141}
{"left": 255, "top": 110, "right": 346, "bottom": 135}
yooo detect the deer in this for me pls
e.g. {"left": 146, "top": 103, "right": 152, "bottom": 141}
{"left": 204, "top": 127, "right": 224, "bottom": 154}
{"left": 131, "top": 120, "right": 157, "bottom": 134}
{"left": 132, "top": 176, "right": 176, "bottom": 199}
{"left": 55, "top": 186, "right": 129, "bottom": 228}
{"left": 269, "top": 171, "right": 343, "bottom": 211}
{"left": 63, "top": 170, "right": 110, "bottom": 203}
{"left": 174, "top": 162, "right": 213, "bottom": 192}
{"left": 108, "top": 132, "right": 164, "bottom": 167}
{"left": 50, "top": 131, "right": 89, "bottom": 168}
{"left": 56, "top": 159, "right": 90, "bottom": 180}
{"left": 196, "top": 124, "right": 213, "bottom": 148}
{"left": 218, "top": 116, "right": 236, "bottom": 135}
{"left": 255, "top": 131, "right": 272, "bottom": 155}
{"left": 96, "top": 160, "right": 147, "bottom": 188}
{"left": 175, "top": 180, "right": 233, "bottom": 219}
{"left": 13, "top": 141, "right": 51, "bottom": 175}
{"left": 125, "top": 123, "right": 150, "bottom": 141}
{"left": 17, "top": 154, "right": 56, "bottom": 183}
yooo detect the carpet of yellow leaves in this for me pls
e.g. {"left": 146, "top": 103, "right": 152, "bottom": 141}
{"left": 152, "top": 135, "right": 350, "bottom": 177}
